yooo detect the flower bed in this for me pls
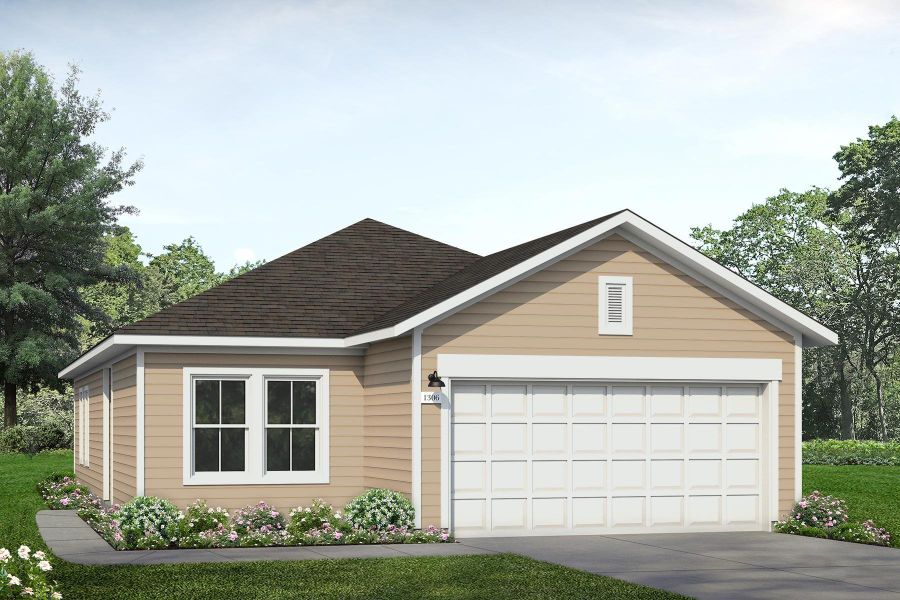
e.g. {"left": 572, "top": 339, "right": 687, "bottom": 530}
{"left": 774, "top": 490, "right": 892, "bottom": 546}
{"left": 38, "top": 475, "right": 451, "bottom": 551}
{"left": 803, "top": 439, "right": 900, "bottom": 466}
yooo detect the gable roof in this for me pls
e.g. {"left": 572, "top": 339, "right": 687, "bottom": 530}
{"left": 118, "top": 218, "right": 479, "bottom": 338}
{"left": 60, "top": 209, "right": 838, "bottom": 379}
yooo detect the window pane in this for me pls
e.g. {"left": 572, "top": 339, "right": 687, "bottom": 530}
{"left": 292, "top": 381, "right": 316, "bottom": 424}
{"left": 194, "top": 428, "right": 219, "bottom": 472}
{"left": 292, "top": 428, "right": 316, "bottom": 471}
{"left": 195, "top": 380, "right": 220, "bottom": 424}
{"left": 221, "top": 380, "right": 246, "bottom": 424}
{"left": 267, "top": 381, "right": 291, "bottom": 424}
{"left": 266, "top": 428, "right": 290, "bottom": 471}
{"left": 221, "top": 428, "right": 245, "bottom": 471}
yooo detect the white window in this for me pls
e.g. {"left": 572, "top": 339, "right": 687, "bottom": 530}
{"left": 598, "top": 276, "right": 633, "bottom": 335}
{"left": 183, "top": 368, "right": 329, "bottom": 485}
{"left": 77, "top": 387, "right": 90, "bottom": 467}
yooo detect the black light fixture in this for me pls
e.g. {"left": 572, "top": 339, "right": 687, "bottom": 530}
{"left": 427, "top": 370, "right": 445, "bottom": 388}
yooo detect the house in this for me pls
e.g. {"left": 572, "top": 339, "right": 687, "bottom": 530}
{"left": 60, "top": 210, "right": 838, "bottom": 537}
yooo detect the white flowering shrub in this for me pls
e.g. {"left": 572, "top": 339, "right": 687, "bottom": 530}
{"left": 288, "top": 499, "right": 346, "bottom": 537}
{"left": 344, "top": 488, "right": 415, "bottom": 532}
{"left": 117, "top": 496, "right": 183, "bottom": 549}
{"left": 0, "top": 545, "right": 62, "bottom": 599}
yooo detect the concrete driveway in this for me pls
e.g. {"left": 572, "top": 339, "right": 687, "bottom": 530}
{"left": 460, "top": 532, "right": 900, "bottom": 599}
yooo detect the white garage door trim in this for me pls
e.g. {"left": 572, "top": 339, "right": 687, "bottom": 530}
{"left": 441, "top": 370, "right": 778, "bottom": 536}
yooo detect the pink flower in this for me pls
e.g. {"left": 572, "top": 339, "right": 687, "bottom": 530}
{"left": 60, "top": 498, "right": 70, "bottom": 506}
{"left": 334, "top": 532, "right": 343, "bottom": 540}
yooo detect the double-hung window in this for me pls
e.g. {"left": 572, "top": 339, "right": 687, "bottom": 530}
{"left": 183, "top": 368, "right": 329, "bottom": 485}
{"left": 192, "top": 379, "right": 247, "bottom": 473}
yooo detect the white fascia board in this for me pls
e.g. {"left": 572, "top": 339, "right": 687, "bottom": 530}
{"left": 59, "top": 334, "right": 354, "bottom": 380}
{"left": 615, "top": 219, "right": 838, "bottom": 347}
{"left": 347, "top": 211, "right": 837, "bottom": 348}
{"left": 438, "top": 354, "right": 783, "bottom": 382}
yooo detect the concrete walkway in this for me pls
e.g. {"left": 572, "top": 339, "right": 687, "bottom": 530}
{"left": 38, "top": 511, "right": 900, "bottom": 598}
{"left": 463, "top": 532, "right": 900, "bottom": 600}
{"left": 36, "top": 510, "right": 495, "bottom": 565}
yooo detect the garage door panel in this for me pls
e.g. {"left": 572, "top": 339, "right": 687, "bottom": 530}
{"left": 533, "top": 498, "right": 567, "bottom": 528}
{"left": 451, "top": 381, "right": 763, "bottom": 536}
{"left": 687, "top": 387, "right": 722, "bottom": 419}
{"left": 687, "top": 495, "right": 723, "bottom": 525}
{"left": 726, "top": 495, "right": 759, "bottom": 524}
{"left": 572, "top": 460, "right": 606, "bottom": 493}
{"left": 533, "top": 461, "right": 568, "bottom": 495}
{"left": 492, "top": 498, "right": 527, "bottom": 529}
{"left": 650, "top": 386, "right": 684, "bottom": 418}
{"left": 572, "top": 423, "right": 607, "bottom": 454}
{"left": 453, "top": 385, "right": 487, "bottom": 420}
{"left": 453, "top": 461, "right": 487, "bottom": 496}
{"left": 532, "top": 423, "right": 567, "bottom": 456}
{"left": 572, "top": 386, "right": 606, "bottom": 419}
{"left": 611, "top": 497, "right": 645, "bottom": 527}
{"left": 533, "top": 385, "right": 567, "bottom": 419}
{"left": 688, "top": 459, "right": 722, "bottom": 491}
{"left": 611, "top": 460, "right": 645, "bottom": 492}
{"left": 651, "top": 460, "right": 684, "bottom": 492}
{"left": 491, "top": 385, "right": 528, "bottom": 419}
{"left": 611, "top": 423, "right": 645, "bottom": 454}
{"left": 651, "top": 423, "right": 684, "bottom": 455}
{"left": 572, "top": 497, "right": 606, "bottom": 527}
{"left": 611, "top": 386, "right": 645, "bottom": 417}
{"left": 453, "top": 423, "right": 487, "bottom": 458}
{"left": 650, "top": 496, "right": 684, "bottom": 526}
{"left": 492, "top": 423, "right": 527, "bottom": 457}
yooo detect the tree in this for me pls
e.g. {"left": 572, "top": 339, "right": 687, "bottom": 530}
{"left": 829, "top": 116, "right": 900, "bottom": 243}
{"left": 0, "top": 51, "right": 140, "bottom": 426}
{"left": 143, "top": 237, "right": 221, "bottom": 310}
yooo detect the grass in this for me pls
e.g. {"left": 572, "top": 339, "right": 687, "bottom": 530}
{"left": 803, "top": 464, "right": 900, "bottom": 547}
{"left": 2, "top": 452, "right": 686, "bottom": 600}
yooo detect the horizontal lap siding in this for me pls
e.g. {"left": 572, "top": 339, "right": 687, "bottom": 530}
{"left": 420, "top": 234, "right": 796, "bottom": 526}
{"left": 113, "top": 355, "right": 137, "bottom": 504}
{"left": 143, "top": 353, "right": 365, "bottom": 512}
{"left": 74, "top": 370, "right": 104, "bottom": 498}
{"left": 363, "top": 336, "right": 412, "bottom": 493}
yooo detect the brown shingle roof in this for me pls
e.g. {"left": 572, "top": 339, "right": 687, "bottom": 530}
{"left": 118, "top": 219, "right": 479, "bottom": 338}
{"left": 118, "top": 211, "right": 626, "bottom": 339}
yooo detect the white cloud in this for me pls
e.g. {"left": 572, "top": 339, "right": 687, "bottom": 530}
{"left": 233, "top": 247, "right": 257, "bottom": 263}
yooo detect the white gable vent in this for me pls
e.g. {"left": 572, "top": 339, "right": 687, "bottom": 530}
{"left": 599, "top": 276, "right": 633, "bottom": 335}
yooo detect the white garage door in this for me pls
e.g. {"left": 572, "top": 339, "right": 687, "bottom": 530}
{"left": 451, "top": 382, "right": 765, "bottom": 536}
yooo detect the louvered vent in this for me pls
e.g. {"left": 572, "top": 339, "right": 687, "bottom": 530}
{"left": 606, "top": 283, "right": 624, "bottom": 323}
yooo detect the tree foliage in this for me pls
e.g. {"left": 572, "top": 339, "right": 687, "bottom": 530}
{"left": 0, "top": 51, "right": 141, "bottom": 425}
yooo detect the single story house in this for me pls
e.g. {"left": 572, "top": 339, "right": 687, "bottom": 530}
{"left": 60, "top": 210, "right": 838, "bottom": 537}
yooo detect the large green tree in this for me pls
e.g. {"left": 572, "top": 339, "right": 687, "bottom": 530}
{"left": 0, "top": 51, "right": 140, "bottom": 426}
{"left": 829, "top": 116, "right": 900, "bottom": 242}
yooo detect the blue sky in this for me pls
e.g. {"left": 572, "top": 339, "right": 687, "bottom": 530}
{"left": 3, "top": 0, "right": 899, "bottom": 268}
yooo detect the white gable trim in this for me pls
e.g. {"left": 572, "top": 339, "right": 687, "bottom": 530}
{"left": 346, "top": 211, "right": 837, "bottom": 348}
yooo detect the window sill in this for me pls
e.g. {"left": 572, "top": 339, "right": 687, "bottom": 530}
{"left": 183, "top": 473, "right": 330, "bottom": 486}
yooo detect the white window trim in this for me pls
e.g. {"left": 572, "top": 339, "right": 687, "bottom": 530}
{"left": 77, "top": 386, "right": 90, "bottom": 467}
{"left": 598, "top": 275, "right": 633, "bottom": 335}
{"left": 182, "top": 367, "right": 330, "bottom": 486}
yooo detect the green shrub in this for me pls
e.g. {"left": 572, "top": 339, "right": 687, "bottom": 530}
{"left": 0, "top": 422, "right": 71, "bottom": 454}
{"left": 803, "top": 439, "right": 900, "bottom": 466}
{"left": 116, "top": 496, "right": 183, "bottom": 549}
{"left": 773, "top": 519, "right": 828, "bottom": 538}
{"left": 344, "top": 488, "right": 415, "bottom": 531}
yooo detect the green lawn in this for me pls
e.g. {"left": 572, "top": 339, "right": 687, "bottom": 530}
{"left": 2, "top": 452, "right": 686, "bottom": 600}
{"left": 803, "top": 464, "right": 900, "bottom": 547}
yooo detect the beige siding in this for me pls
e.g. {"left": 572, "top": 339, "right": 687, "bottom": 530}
{"left": 363, "top": 336, "right": 412, "bottom": 493}
{"left": 112, "top": 355, "right": 137, "bottom": 504}
{"left": 419, "top": 234, "right": 797, "bottom": 526}
{"left": 143, "top": 352, "right": 365, "bottom": 512}
{"left": 74, "top": 369, "right": 104, "bottom": 497}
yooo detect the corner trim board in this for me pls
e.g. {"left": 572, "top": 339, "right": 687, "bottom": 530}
{"left": 411, "top": 328, "right": 423, "bottom": 529}
{"left": 136, "top": 348, "right": 145, "bottom": 496}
